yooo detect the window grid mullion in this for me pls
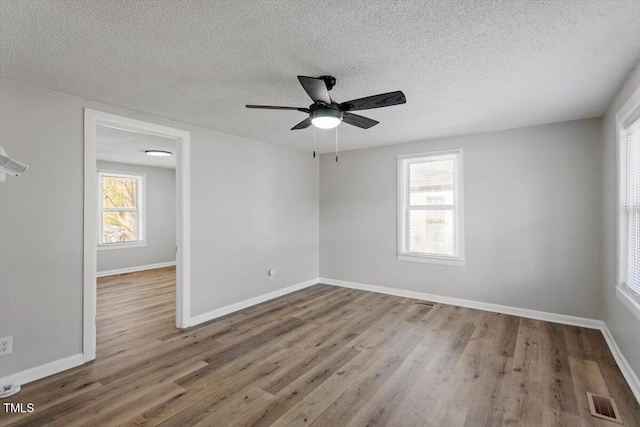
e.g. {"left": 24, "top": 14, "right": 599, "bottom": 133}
{"left": 407, "top": 205, "right": 455, "bottom": 210}
{"left": 102, "top": 207, "right": 138, "bottom": 212}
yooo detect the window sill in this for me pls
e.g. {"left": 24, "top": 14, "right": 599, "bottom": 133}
{"left": 616, "top": 285, "right": 640, "bottom": 322}
{"left": 98, "top": 241, "right": 146, "bottom": 251}
{"left": 397, "top": 253, "right": 465, "bottom": 268}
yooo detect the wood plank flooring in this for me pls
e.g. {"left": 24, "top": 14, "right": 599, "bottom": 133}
{"left": 1, "top": 267, "right": 638, "bottom": 426}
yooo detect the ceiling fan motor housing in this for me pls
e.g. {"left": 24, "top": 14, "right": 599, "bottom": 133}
{"left": 319, "top": 75, "right": 336, "bottom": 91}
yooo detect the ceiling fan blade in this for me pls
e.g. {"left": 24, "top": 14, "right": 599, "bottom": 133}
{"left": 342, "top": 112, "right": 379, "bottom": 129}
{"left": 246, "top": 105, "right": 310, "bottom": 113}
{"left": 291, "top": 117, "right": 312, "bottom": 130}
{"left": 340, "top": 91, "right": 406, "bottom": 111}
{"left": 297, "top": 76, "right": 332, "bottom": 104}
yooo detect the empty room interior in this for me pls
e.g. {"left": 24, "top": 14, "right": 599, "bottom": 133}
{"left": 0, "top": 1, "right": 639, "bottom": 426}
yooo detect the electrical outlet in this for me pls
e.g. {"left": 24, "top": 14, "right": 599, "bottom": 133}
{"left": 0, "top": 336, "right": 12, "bottom": 356}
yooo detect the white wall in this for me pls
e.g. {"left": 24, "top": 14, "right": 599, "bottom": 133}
{"left": 0, "top": 80, "right": 84, "bottom": 376}
{"left": 96, "top": 161, "right": 176, "bottom": 273}
{"left": 0, "top": 78, "right": 319, "bottom": 378}
{"left": 188, "top": 123, "right": 319, "bottom": 314}
{"left": 320, "top": 119, "right": 602, "bottom": 319}
{"left": 602, "top": 62, "right": 640, "bottom": 379}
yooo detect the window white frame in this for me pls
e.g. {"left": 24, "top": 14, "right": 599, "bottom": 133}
{"left": 397, "top": 149, "right": 465, "bottom": 267}
{"left": 97, "top": 170, "right": 146, "bottom": 250}
{"left": 616, "top": 87, "right": 640, "bottom": 322}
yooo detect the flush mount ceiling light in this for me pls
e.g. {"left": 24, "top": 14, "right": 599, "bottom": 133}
{"left": 310, "top": 108, "right": 343, "bottom": 129}
{"left": 145, "top": 150, "right": 172, "bottom": 157}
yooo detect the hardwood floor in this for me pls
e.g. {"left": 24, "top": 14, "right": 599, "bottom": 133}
{"left": 1, "top": 267, "right": 638, "bottom": 426}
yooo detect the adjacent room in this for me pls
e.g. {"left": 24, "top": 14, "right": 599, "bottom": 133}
{"left": 95, "top": 125, "right": 178, "bottom": 360}
{"left": 0, "top": 1, "right": 639, "bottom": 425}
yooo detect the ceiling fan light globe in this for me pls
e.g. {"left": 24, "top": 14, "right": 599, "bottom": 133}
{"left": 311, "top": 116, "right": 342, "bottom": 129}
{"left": 311, "top": 109, "right": 343, "bottom": 129}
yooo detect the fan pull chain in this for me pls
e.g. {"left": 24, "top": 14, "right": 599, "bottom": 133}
{"left": 335, "top": 127, "right": 339, "bottom": 162}
{"left": 313, "top": 126, "right": 316, "bottom": 158}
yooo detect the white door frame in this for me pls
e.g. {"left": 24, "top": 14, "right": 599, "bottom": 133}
{"left": 83, "top": 109, "right": 191, "bottom": 362}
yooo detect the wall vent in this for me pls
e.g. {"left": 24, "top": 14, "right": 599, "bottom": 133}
{"left": 413, "top": 301, "right": 435, "bottom": 307}
{"left": 586, "top": 392, "right": 623, "bottom": 424}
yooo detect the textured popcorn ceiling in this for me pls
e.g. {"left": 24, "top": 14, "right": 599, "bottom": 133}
{"left": 1, "top": 1, "right": 639, "bottom": 153}
{"left": 97, "top": 125, "right": 177, "bottom": 169}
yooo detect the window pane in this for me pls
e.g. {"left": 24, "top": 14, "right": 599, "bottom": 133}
{"left": 102, "top": 176, "right": 137, "bottom": 208}
{"left": 409, "top": 209, "right": 454, "bottom": 255}
{"left": 624, "top": 117, "right": 640, "bottom": 296}
{"left": 102, "top": 211, "right": 138, "bottom": 243}
{"left": 620, "top": 119, "right": 640, "bottom": 296}
{"left": 627, "top": 118, "right": 640, "bottom": 207}
{"left": 626, "top": 208, "right": 640, "bottom": 296}
{"left": 409, "top": 160, "right": 454, "bottom": 205}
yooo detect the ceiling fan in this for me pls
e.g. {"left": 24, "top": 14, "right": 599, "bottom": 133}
{"left": 246, "top": 76, "right": 406, "bottom": 130}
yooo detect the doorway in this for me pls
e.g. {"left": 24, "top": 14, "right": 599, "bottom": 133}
{"left": 83, "top": 109, "right": 191, "bottom": 362}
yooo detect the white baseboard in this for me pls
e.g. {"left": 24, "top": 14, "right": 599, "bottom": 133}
{"left": 97, "top": 261, "right": 176, "bottom": 278}
{"left": 189, "top": 278, "right": 320, "bottom": 327}
{"left": 601, "top": 323, "right": 640, "bottom": 403}
{"left": 320, "top": 277, "right": 603, "bottom": 329}
{"left": 0, "top": 353, "right": 84, "bottom": 388}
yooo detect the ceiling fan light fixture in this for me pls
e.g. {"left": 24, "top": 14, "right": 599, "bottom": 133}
{"left": 246, "top": 75, "right": 405, "bottom": 130}
{"left": 311, "top": 109, "right": 343, "bottom": 129}
{"left": 145, "top": 150, "right": 172, "bottom": 157}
